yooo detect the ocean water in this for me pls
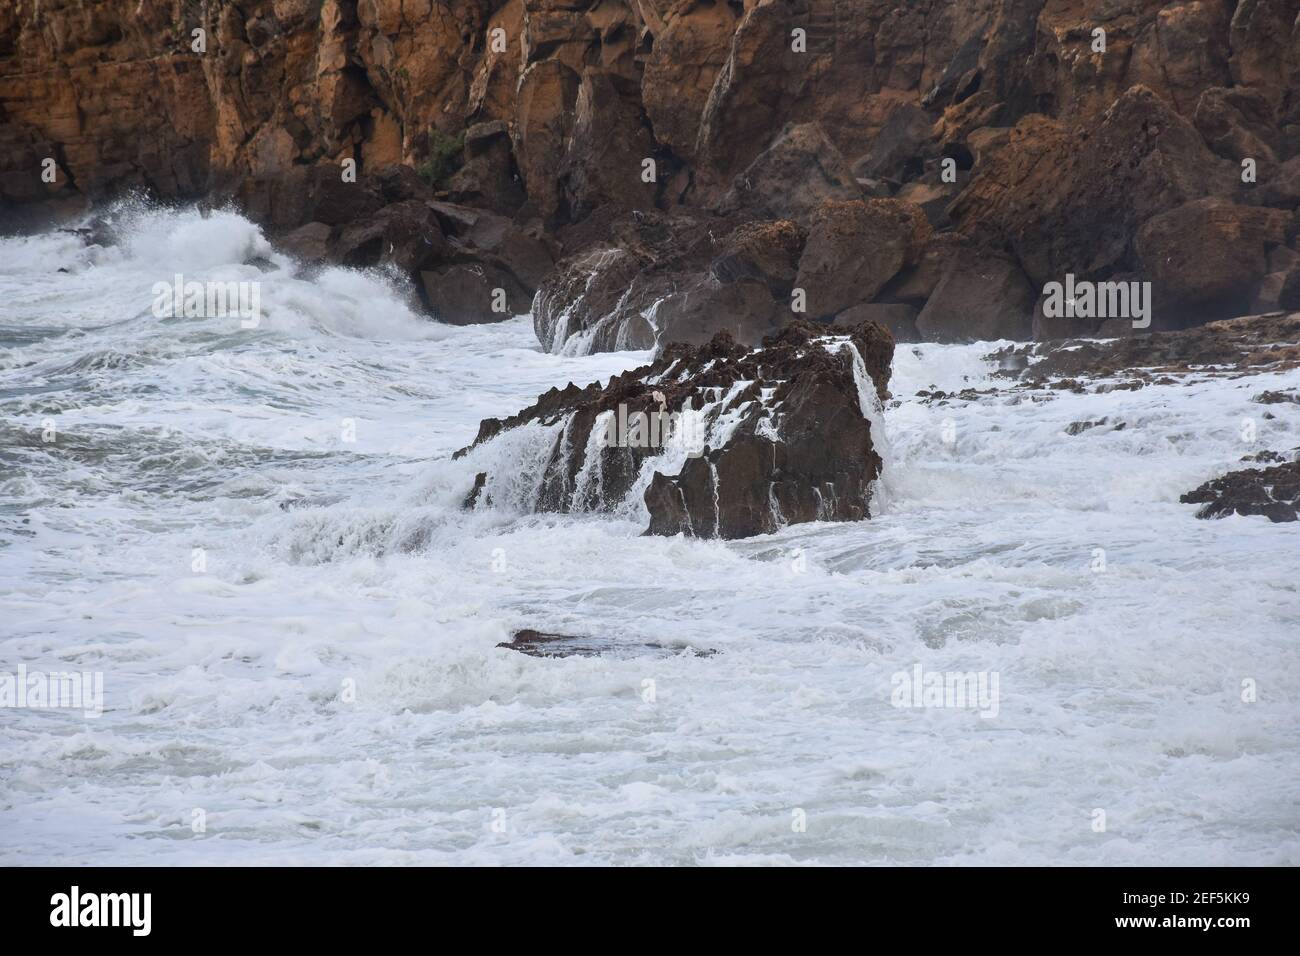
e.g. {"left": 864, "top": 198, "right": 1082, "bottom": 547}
{"left": 1, "top": 206, "right": 1297, "bottom": 865}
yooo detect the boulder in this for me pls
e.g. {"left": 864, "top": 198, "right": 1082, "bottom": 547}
{"left": 420, "top": 263, "right": 531, "bottom": 324}
{"left": 278, "top": 222, "right": 333, "bottom": 263}
{"left": 709, "top": 219, "right": 805, "bottom": 295}
{"left": 793, "top": 199, "right": 931, "bottom": 318}
{"left": 1193, "top": 86, "right": 1280, "bottom": 164}
{"left": 915, "top": 247, "right": 1036, "bottom": 342}
{"left": 332, "top": 199, "right": 448, "bottom": 275}
{"left": 1135, "top": 198, "right": 1290, "bottom": 324}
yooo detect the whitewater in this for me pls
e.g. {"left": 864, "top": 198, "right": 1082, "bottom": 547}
{"left": 1, "top": 206, "right": 1297, "bottom": 865}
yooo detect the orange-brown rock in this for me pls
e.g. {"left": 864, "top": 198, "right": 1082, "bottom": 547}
{"left": 6, "top": 0, "right": 1300, "bottom": 344}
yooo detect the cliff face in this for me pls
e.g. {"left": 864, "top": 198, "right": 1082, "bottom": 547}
{"left": 5, "top": 1, "right": 1300, "bottom": 338}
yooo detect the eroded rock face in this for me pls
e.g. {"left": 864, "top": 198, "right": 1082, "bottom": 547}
{"left": 455, "top": 320, "right": 895, "bottom": 539}
{"left": 9, "top": 0, "right": 1300, "bottom": 344}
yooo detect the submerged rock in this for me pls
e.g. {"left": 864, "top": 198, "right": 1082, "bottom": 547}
{"left": 1181, "top": 461, "right": 1300, "bottom": 523}
{"left": 456, "top": 320, "right": 894, "bottom": 540}
{"left": 498, "top": 629, "right": 715, "bottom": 659}
{"left": 1021, "top": 313, "right": 1300, "bottom": 381}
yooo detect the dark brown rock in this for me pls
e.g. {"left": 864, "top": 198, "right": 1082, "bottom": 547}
{"left": 915, "top": 247, "right": 1035, "bottom": 342}
{"left": 1181, "top": 461, "right": 1300, "bottom": 522}
{"left": 794, "top": 199, "right": 931, "bottom": 319}
{"left": 715, "top": 123, "right": 863, "bottom": 225}
{"left": 1135, "top": 198, "right": 1290, "bottom": 325}
{"left": 457, "top": 319, "right": 895, "bottom": 540}
{"left": 835, "top": 303, "right": 920, "bottom": 343}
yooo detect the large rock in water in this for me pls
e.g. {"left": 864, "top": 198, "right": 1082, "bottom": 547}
{"left": 455, "top": 320, "right": 895, "bottom": 540}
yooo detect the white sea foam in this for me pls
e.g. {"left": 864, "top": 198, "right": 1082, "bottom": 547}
{"left": 1, "top": 207, "right": 1298, "bottom": 865}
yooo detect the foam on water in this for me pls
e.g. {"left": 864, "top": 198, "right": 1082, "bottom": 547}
{"left": 1, "top": 207, "right": 1298, "bottom": 865}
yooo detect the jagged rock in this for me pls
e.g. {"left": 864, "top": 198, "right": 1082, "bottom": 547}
{"left": 793, "top": 199, "right": 931, "bottom": 319}
{"left": 456, "top": 320, "right": 894, "bottom": 540}
{"left": 951, "top": 87, "right": 1236, "bottom": 289}
{"left": 1181, "top": 461, "right": 1300, "bottom": 522}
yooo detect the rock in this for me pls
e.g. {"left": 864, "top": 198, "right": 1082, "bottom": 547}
{"left": 513, "top": 59, "right": 582, "bottom": 224}
{"left": 444, "top": 121, "right": 525, "bottom": 214}
{"left": 420, "top": 262, "right": 530, "bottom": 325}
{"left": 1135, "top": 198, "right": 1290, "bottom": 325}
{"left": 1065, "top": 418, "right": 1125, "bottom": 436}
{"left": 1255, "top": 155, "right": 1300, "bottom": 208}
{"left": 279, "top": 222, "right": 333, "bottom": 263}
{"left": 1280, "top": 270, "right": 1300, "bottom": 311}
{"left": 793, "top": 199, "right": 931, "bottom": 318}
{"left": 1252, "top": 390, "right": 1300, "bottom": 405}
{"left": 1022, "top": 313, "right": 1300, "bottom": 381}
{"left": 915, "top": 247, "right": 1036, "bottom": 342}
{"left": 881, "top": 233, "right": 969, "bottom": 305}
{"left": 640, "top": 0, "right": 741, "bottom": 166}
{"left": 894, "top": 180, "right": 960, "bottom": 230}
{"left": 715, "top": 123, "right": 863, "bottom": 225}
{"left": 1181, "top": 461, "right": 1300, "bottom": 522}
{"left": 1229, "top": 0, "right": 1297, "bottom": 114}
{"left": 534, "top": 209, "right": 803, "bottom": 354}
{"left": 497, "top": 628, "right": 716, "bottom": 659}
{"left": 851, "top": 103, "right": 936, "bottom": 182}
{"left": 332, "top": 200, "right": 448, "bottom": 275}
{"left": 951, "top": 87, "right": 1235, "bottom": 289}
{"left": 1193, "top": 86, "right": 1280, "bottom": 164}
{"left": 835, "top": 303, "right": 920, "bottom": 343}
{"left": 456, "top": 319, "right": 894, "bottom": 540}
{"left": 709, "top": 219, "right": 804, "bottom": 295}
{"left": 559, "top": 70, "right": 659, "bottom": 220}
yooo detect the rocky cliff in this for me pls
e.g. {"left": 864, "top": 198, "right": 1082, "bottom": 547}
{"left": 5, "top": 1, "right": 1300, "bottom": 341}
